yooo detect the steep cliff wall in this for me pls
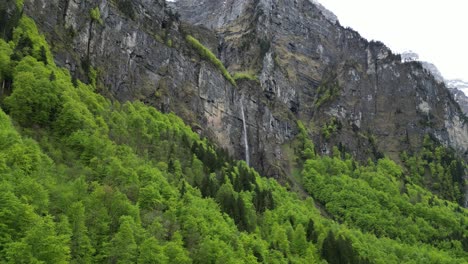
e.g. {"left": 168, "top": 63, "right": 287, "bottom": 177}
{"left": 19, "top": 0, "right": 468, "bottom": 184}
{"left": 448, "top": 80, "right": 468, "bottom": 116}
{"left": 175, "top": 0, "right": 468, "bottom": 163}
{"left": 19, "top": 0, "right": 294, "bottom": 180}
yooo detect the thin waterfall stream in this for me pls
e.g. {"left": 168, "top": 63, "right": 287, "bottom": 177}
{"left": 240, "top": 97, "right": 250, "bottom": 166}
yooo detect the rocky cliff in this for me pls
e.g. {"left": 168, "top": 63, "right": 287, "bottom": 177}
{"left": 172, "top": 0, "right": 468, "bottom": 162}
{"left": 447, "top": 80, "right": 468, "bottom": 116}
{"left": 17, "top": 0, "right": 468, "bottom": 184}
{"left": 401, "top": 51, "right": 468, "bottom": 116}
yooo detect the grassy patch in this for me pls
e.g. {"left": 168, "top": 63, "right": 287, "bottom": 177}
{"left": 232, "top": 71, "right": 258, "bottom": 82}
{"left": 186, "top": 35, "right": 236, "bottom": 86}
{"left": 315, "top": 81, "right": 341, "bottom": 108}
{"left": 321, "top": 117, "right": 341, "bottom": 140}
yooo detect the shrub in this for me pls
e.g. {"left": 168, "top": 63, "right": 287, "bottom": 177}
{"left": 315, "top": 81, "right": 341, "bottom": 108}
{"left": 90, "top": 7, "right": 103, "bottom": 25}
{"left": 321, "top": 118, "right": 340, "bottom": 140}
{"left": 233, "top": 71, "right": 258, "bottom": 82}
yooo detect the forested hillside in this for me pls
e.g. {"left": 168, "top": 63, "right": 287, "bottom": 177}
{"left": 0, "top": 7, "right": 467, "bottom": 264}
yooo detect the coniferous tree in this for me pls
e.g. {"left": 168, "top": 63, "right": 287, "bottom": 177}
{"left": 109, "top": 216, "right": 138, "bottom": 263}
{"left": 69, "top": 202, "right": 94, "bottom": 264}
{"left": 138, "top": 237, "right": 168, "bottom": 264}
{"left": 291, "top": 224, "right": 308, "bottom": 256}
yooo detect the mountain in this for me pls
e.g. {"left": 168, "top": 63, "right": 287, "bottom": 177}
{"left": 0, "top": 0, "right": 467, "bottom": 262}
{"left": 19, "top": 0, "right": 468, "bottom": 177}
{"left": 10, "top": 0, "right": 466, "bottom": 205}
{"left": 172, "top": 0, "right": 468, "bottom": 177}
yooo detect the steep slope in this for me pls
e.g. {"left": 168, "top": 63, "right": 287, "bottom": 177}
{"left": 1, "top": 2, "right": 468, "bottom": 263}
{"left": 0, "top": 14, "right": 467, "bottom": 262}
{"left": 15, "top": 0, "right": 468, "bottom": 202}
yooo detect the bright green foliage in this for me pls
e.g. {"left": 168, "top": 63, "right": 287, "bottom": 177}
{"left": 0, "top": 13, "right": 466, "bottom": 264}
{"left": 402, "top": 135, "right": 466, "bottom": 203}
{"left": 109, "top": 216, "right": 138, "bottom": 263}
{"left": 68, "top": 202, "right": 94, "bottom": 264}
{"left": 291, "top": 224, "right": 308, "bottom": 256}
{"left": 297, "top": 121, "right": 316, "bottom": 161}
{"left": 301, "top": 149, "right": 468, "bottom": 262}
{"left": 12, "top": 16, "right": 53, "bottom": 64}
{"left": 21, "top": 216, "right": 70, "bottom": 263}
{"left": 138, "top": 237, "right": 168, "bottom": 263}
{"left": 233, "top": 71, "right": 259, "bottom": 82}
{"left": 15, "top": 0, "right": 24, "bottom": 9}
{"left": 321, "top": 117, "right": 340, "bottom": 140}
{"left": 163, "top": 232, "right": 191, "bottom": 264}
{"left": 186, "top": 35, "right": 236, "bottom": 86}
{"left": 314, "top": 81, "right": 341, "bottom": 108}
{"left": 4, "top": 56, "right": 60, "bottom": 126}
{"left": 0, "top": 39, "right": 12, "bottom": 82}
{"left": 90, "top": 7, "right": 103, "bottom": 25}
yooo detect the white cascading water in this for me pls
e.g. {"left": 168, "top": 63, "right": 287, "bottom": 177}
{"left": 240, "top": 97, "right": 250, "bottom": 166}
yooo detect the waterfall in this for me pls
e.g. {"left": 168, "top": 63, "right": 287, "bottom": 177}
{"left": 240, "top": 97, "right": 250, "bottom": 166}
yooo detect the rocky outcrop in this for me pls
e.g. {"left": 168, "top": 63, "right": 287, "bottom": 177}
{"left": 20, "top": 0, "right": 468, "bottom": 182}
{"left": 447, "top": 80, "right": 468, "bottom": 116}
{"left": 401, "top": 51, "right": 468, "bottom": 117}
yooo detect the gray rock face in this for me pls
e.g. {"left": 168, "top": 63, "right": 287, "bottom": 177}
{"left": 21, "top": 0, "right": 468, "bottom": 181}
{"left": 400, "top": 52, "right": 468, "bottom": 116}
{"left": 401, "top": 50, "right": 419, "bottom": 62}
{"left": 0, "top": 0, "right": 22, "bottom": 40}
{"left": 169, "top": 0, "right": 249, "bottom": 30}
{"left": 420, "top": 62, "right": 444, "bottom": 83}
{"left": 401, "top": 51, "right": 444, "bottom": 83}
{"left": 447, "top": 80, "right": 468, "bottom": 116}
{"left": 309, "top": 0, "right": 338, "bottom": 24}
{"left": 21, "top": 0, "right": 296, "bottom": 178}
{"left": 176, "top": 0, "right": 468, "bottom": 160}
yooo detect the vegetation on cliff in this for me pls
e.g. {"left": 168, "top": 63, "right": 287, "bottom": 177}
{"left": 186, "top": 35, "right": 236, "bottom": 86}
{"left": 0, "top": 11, "right": 466, "bottom": 264}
